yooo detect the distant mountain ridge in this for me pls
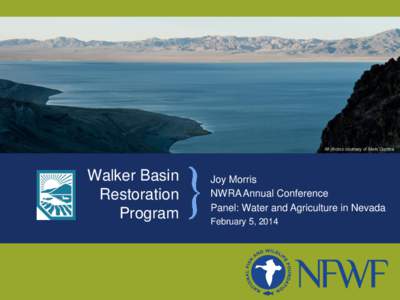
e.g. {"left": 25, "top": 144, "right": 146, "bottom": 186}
{"left": 1, "top": 29, "right": 400, "bottom": 56}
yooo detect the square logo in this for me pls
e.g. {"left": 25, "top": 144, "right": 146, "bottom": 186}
{"left": 36, "top": 170, "right": 76, "bottom": 221}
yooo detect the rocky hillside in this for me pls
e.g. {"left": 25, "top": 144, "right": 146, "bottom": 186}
{"left": 0, "top": 79, "right": 208, "bottom": 152}
{"left": 318, "top": 57, "right": 400, "bottom": 153}
{"left": 0, "top": 79, "right": 61, "bottom": 105}
{"left": 1, "top": 29, "right": 400, "bottom": 56}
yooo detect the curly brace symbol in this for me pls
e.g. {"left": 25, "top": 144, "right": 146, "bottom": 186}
{"left": 188, "top": 166, "right": 200, "bottom": 220}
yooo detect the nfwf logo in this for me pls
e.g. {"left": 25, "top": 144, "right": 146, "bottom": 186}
{"left": 36, "top": 170, "right": 76, "bottom": 221}
{"left": 246, "top": 251, "right": 389, "bottom": 295}
{"left": 297, "top": 259, "right": 389, "bottom": 288}
{"left": 245, "top": 249, "right": 292, "bottom": 296}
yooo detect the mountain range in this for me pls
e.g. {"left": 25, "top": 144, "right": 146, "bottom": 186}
{"left": 0, "top": 29, "right": 400, "bottom": 62}
{"left": 1, "top": 29, "right": 400, "bottom": 56}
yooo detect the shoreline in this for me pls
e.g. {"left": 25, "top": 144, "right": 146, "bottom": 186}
{"left": 0, "top": 52, "right": 393, "bottom": 64}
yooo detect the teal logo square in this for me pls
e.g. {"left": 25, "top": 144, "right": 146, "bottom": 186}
{"left": 36, "top": 170, "right": 76, "bottom": 221}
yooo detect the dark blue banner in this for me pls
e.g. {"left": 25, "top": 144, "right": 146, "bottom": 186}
{"left": 0, "top": 154, "right": 397, "bottom": 243}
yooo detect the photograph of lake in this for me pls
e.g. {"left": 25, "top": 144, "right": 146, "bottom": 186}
{"left": 1, "top": 17, "right": 400, "bottom": 153}
{"left": 0, "top": 61, "right": 375, "bottom": 152}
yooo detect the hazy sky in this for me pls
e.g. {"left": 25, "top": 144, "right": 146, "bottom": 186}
{"left": 0, "top": 17, "right": 399, "bottom": 41}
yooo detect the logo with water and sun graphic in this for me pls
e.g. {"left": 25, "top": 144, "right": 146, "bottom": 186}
{"left": 36, "top": 170, "right": 76, "bottom": 221}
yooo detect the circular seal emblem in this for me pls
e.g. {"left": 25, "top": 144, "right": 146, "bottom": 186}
{"left": 245, "top": 249, "right": 291, "bottom": 296}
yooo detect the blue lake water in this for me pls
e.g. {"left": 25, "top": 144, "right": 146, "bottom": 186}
{"left": 0, "top": 61, "right": 375, "bottom": 153}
